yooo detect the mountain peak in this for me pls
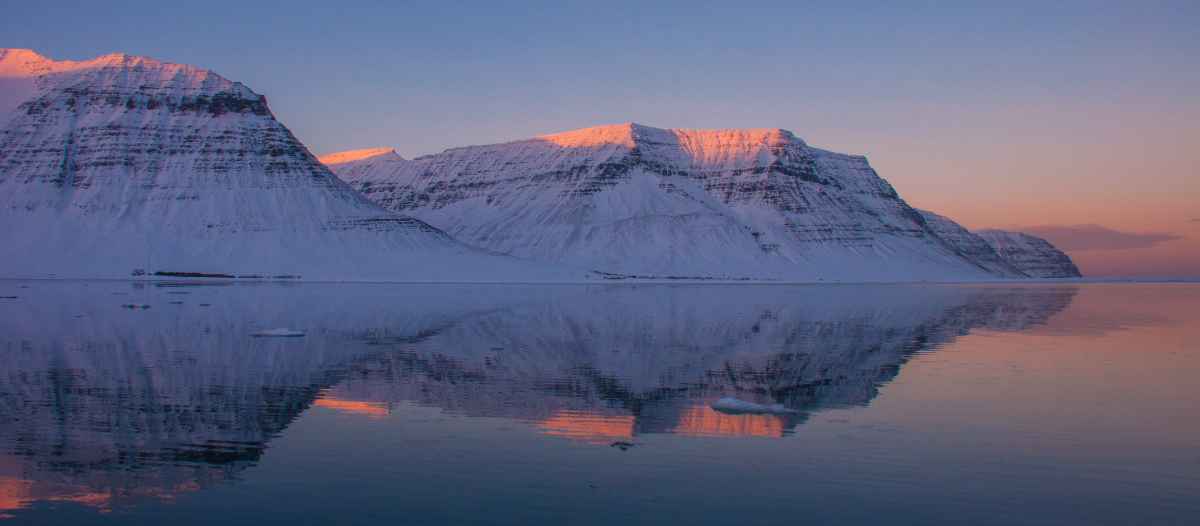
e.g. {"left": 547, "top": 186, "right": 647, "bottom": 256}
{"left": 319, "top": 147, "right": 402, "bottom": 166}
{"left": 533, "top": 123, "right": 803, "bottom": 151}
{"left": 0, "top": 48, "right": 260, "bottom": 128}
{"left": 0, "top": 49, "right": 575, "bottom": 281}
{"left": 90, "top": 51, "right": 152, "bottom": 67}
{"left": 0, "top": 48, "right": 53, "bottom": 76}
{"left": 0, "top": 47, "right": 48, "bottom": 62}
{"left": 0, "top": 47, "right": 247, "bottom": 91}
{"left": 0, "top": 48, "right": 166, "bottom": 75}
{"left": 536, "top": 122, "right": 643, "bottom": 148}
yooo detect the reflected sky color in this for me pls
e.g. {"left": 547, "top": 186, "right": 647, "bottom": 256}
{"left": 0, "top": 282, "right": 1197, "bottom": 524}
{"left": 2, "top": 1, "right": 1196, "bottom": 276}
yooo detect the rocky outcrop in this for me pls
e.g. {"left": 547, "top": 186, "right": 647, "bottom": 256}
{"left": 325, "top": 123, "right": 1026, "bottom": 281}
{"left": 977, "top": 230, "right": 1083, "bottom": 278}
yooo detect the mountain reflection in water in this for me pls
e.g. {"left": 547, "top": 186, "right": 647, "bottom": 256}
{"left": 0, "top": 282, "right": 1076, "bottom": 517}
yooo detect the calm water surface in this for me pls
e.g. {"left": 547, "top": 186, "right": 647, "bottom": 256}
{"left": 0, "top": 282, "right": 1197, "bottom": 525}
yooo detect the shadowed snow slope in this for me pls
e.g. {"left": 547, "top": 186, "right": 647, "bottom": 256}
{"left": 915, "top": 210, "right": 1028, "bottom": 277}
{"left": 325, "top": 123, "right": 1027, "bottom": 281}
{"left": 977, "top": 230, "right": 1083, "bottom": 278}
{"left": 0, "top": 49, "right": 581, "bottom": 281}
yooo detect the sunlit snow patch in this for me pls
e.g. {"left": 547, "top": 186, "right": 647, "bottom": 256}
{"left": 711, "top": 397, "right": 797, "bottom": 415}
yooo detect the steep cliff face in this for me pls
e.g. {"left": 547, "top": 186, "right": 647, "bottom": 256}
{"left": 324, "top": 123, "right": 1019, "bottom": 281}
{"left": 977, "top": 230, "right": 1083, "bottom": 278}
{"left": 0, "top": 49, "right": 577, "bottom": 281}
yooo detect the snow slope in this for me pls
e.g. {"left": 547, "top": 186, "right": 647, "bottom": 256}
{"left": 0, "top": 49, "right": 583, "bottom": 281}
{"left": 916, "top": 209, "right": 1028, "bottom": 277}
{"left": 977, "top": 230, "right": 1083, "bottom": 278}
{"left": 325, "top": 123, "right": 1027, "bottom": 280}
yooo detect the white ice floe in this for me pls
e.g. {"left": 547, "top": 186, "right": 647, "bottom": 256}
{"left": 711, "top": 397, "right": 796, "bottom": 415}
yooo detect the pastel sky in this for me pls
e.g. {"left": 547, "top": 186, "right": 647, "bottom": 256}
{"left": 4, "top": 1, "right": 1197, "bottom": 276}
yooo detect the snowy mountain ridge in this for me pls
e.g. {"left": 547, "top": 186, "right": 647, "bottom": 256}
{"left": 325, "top": 123, "right": 1061, "bottom": 280}
{"left": 0, "top": 48, "right": 256, "bottom": 126}
{"left": 0, "top": 48, "right": 583, "bottom": 281}
{"left": 0, "top": 47, "right": 1080, "bottom": 282}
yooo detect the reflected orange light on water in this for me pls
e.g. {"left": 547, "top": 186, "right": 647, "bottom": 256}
{"left": 0, "top": 477, "right": 31, "bottom": 519}
{"left": 0, "top": 472, "right": 208, "bottom": 519}
{"left": 672, "top": 405, "right": 789, "bottom": 438}
{"left": 314, "top": 396, "right": 391, "bottom": 418}
{"left": 536, "top": 404, "right": 794, "bottom": 443}
{"left": 537, "top": 410, "right": 635, "bottom": 444}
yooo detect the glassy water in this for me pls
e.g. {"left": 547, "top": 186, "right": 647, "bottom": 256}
{"left": 0, "top": 282, "right": 1197, "bottom": 525}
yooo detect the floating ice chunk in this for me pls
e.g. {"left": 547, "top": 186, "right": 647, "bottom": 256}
{"left": 252, "top": 328, "right": 305, "bottom": 338}
{"left": 711, "top": 397, "right": 796, "bottom": 415}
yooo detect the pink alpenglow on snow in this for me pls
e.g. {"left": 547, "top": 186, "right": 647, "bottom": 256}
{"left": 317, "top": 148, "right": 401, "bottom": 165}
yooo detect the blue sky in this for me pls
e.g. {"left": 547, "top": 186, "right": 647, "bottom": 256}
{"left": 5, "top": 1, "right": 1194, "bottom": 155}
{"left": 3, "top": 0, "right": 1199, "bottom": 275}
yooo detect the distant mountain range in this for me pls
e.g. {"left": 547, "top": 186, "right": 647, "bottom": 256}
{"left": 0, "top": 48, "right": 1079, "bottom": 281}
{"left": 323, "top": 125, "right": 1081, "bottom": 279}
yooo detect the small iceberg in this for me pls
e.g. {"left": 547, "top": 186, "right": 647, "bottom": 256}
{"left": 252, "top": 328, "right": 306, "bottom": 338}
{"left": 711, "top": 397, "right": 797, "bottom": 415}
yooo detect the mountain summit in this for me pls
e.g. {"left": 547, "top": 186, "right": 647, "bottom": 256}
{"left": 0, "top": 49, "right": 578, "bottom": 280}
{"left": 324, "top": 123, "right": 1039, "bottom": 280}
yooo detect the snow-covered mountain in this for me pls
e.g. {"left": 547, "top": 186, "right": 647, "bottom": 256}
{"left": 323, "top": 123, "right": 1031, "bottom": 281}
{"left": 977, "top": 230, "right": 1083, "bottom": 278}
{"left": 0, "top": 49, "right": 580, "bottom": 281}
